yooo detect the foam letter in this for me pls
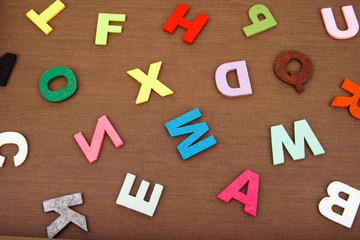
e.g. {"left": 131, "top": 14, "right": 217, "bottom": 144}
{"left": 274, "top": 50, "right": 313, "bottom": 93}
{"left": 26, "top": 0, "right": 65, "bottom": 35}
{"left": 74, "top": 115, "right": 123, "bottom": 164}
{"left": 163, "top": 3, "right": 209, "bottom": 44}
{"left": 0, "top": 132, "right": 28, "bottom": 167}
{"left": 43, "top": 193, "right": 88, "bottom": 238}
{"left": 331, "top": 79, "right": 360, "bottom": 119}
{"left": 215, "top": 60, "right": 252, "bottom": 97}
{"left": 271, "top": 119, "right": 325, "bottom": 165}
{"left": 217, "top": 170, "right": 259, "bottom": 216}
{"left": 319, "top": 181, "right": 360, "bottom": 228}
{"left": 242, "top": 4, "right": 277, "bottom": 37}
{"left": 127, "top": 61, "right": 173, "bottom": 104}
{"left": 95, "top": 13, "right": 126, "bottom": 45}
{"left": 321, "top": 5, "right": 359, "bottom": 39}
{"left": 0, "top": 53, "right": 16, "bottom": 86}
{"left": 165, "top": 108, "right": 217, "bottom": 160}
{"left": 39, "top": 66, "right": 77, "bottom": 102}
{"left": 116, "top": 173, "right": 164, "bottom": 217}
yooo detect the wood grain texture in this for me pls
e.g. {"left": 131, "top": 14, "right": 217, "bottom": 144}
{"left": 0, "top": 0, "right": 359, "bottom": 239}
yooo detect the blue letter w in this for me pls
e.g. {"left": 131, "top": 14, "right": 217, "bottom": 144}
{"left": 165, "top": 108, "right": 217, "bottom": 160}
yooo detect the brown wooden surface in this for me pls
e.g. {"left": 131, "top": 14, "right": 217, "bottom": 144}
{"left": 0, "top": 236, "right": 76, "bottom": 240}
{"left": 0, "top": 0, "right": 360, "bottom": 239}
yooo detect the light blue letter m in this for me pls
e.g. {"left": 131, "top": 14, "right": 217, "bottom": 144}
{"left": 271, "top": 119, "right": 325, "bottom": 165}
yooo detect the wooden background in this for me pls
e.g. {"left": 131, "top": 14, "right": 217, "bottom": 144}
{"left": 0, "top": 0, "right": 360, "bottom": 239}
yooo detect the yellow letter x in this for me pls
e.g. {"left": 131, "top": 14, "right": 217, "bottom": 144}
{"left": 127, "top": 61, "right": 174, "bottom": 104}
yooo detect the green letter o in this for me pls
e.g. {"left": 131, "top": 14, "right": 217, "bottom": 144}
{"left": 39, "top": 66, "right": 77, "bottom": 102}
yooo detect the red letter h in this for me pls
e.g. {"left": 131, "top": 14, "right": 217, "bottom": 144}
{"left": 163, "top": 3, "right": 209, "bottom": 44}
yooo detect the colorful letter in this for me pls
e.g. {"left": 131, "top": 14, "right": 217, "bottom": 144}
{"left": 271, "top": 119, "right": 325, "bottom": 165}
{"left": 331, "top": 79, "right": 360, "bottom": 119}
{"left": 127, "top": 61, "right": 173, "bottom": 104}
{"left": 274, "top": 50, "right": 313, "bottom": 93}
{"left": 43, "top": 193, "right": 88, "bottom": 238}
{"left": 319, "top": 181, "right": 360, "bottom": 228}
{"left": 217, "top": 170, "right": 259, "bottom": 216}
{"left": 26, "top": 0, "right": 65, "bottom": 35}
{"left": 95, "top": 13, "right": 126, "bottom": 45}
{"left": 321, "top": 5, "right": 359, "bottom": 39}
{"left": 242, "top": 4, "right": 277, "bottom": 37}
{"left": 0, "top": 53, "right": 16, "bottom": 86}
{"left": 116, "top": 173, "right": 164, "bottom": 217}
{"left": 74, "top": 115, "right": 123, "bottom": 164}
{"left": 215, "top": 60, "right": 252, "bottom": 97}
{"left": 165, "top": 108, "right": 217, "bottom": 160}
{"left": 163, "top": 3, "right": 209, "bottom": 44}
{"left": 39, "top": 66, "right": 77, "bottom": 102}
{"left": 0, "top": 132, "right": 28, "bottom": 167}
